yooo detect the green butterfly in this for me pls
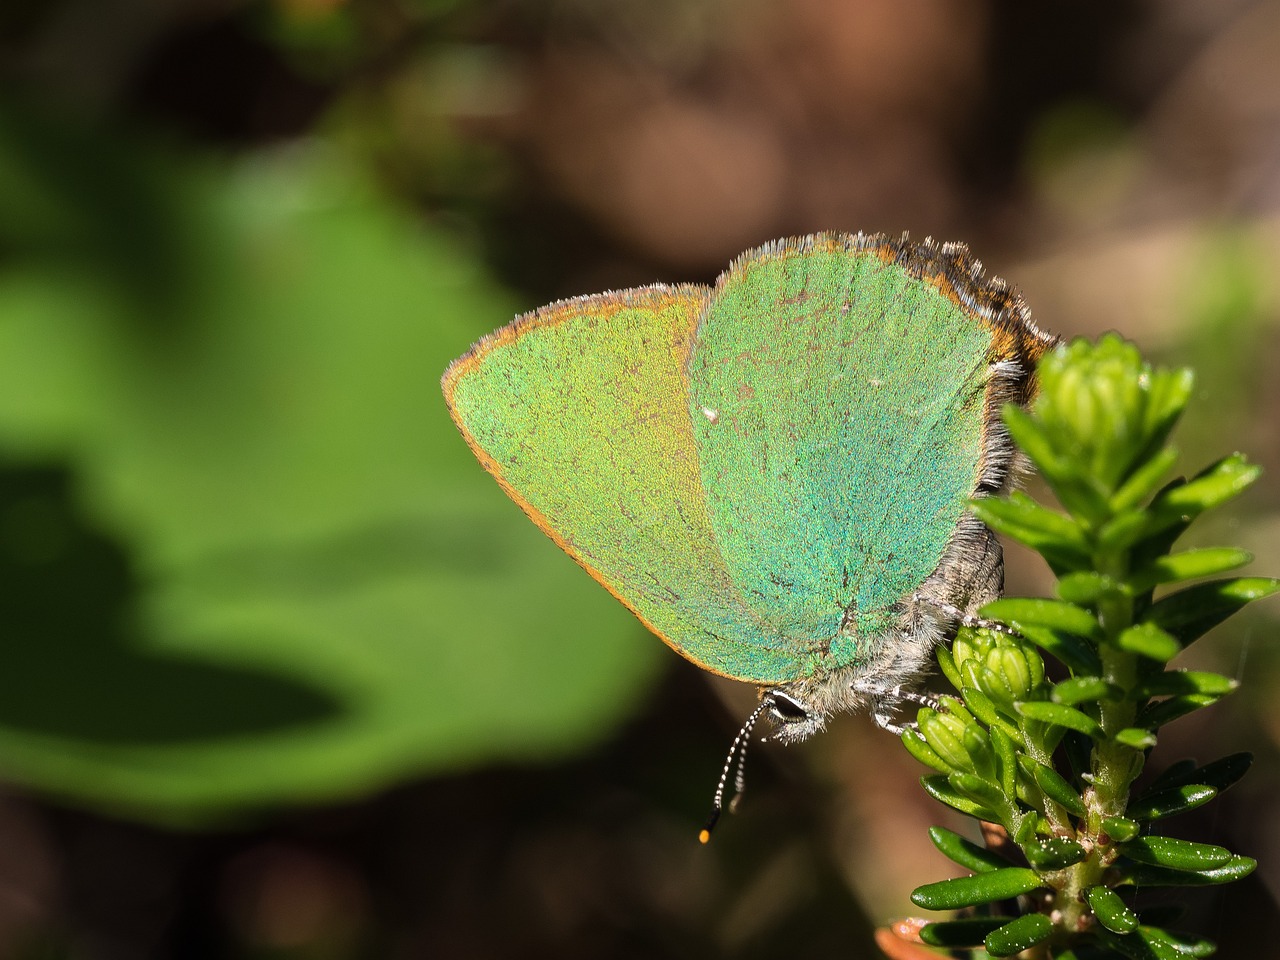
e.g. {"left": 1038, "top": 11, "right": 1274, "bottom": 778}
{"left": 443, "top": 233, "right": 1055, "bottom": 820}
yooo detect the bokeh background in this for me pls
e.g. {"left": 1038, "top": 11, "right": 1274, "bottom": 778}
{"left": 0, "top": 0, "right": 1277, "bottom": 956}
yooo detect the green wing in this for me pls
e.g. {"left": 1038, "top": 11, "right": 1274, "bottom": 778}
{"left": 443, "top": 285, "right": 806, "bottom": 682}
{"left": 444, "top": 236, "right": 1043, "bottom": 686}
{"left": 688, "top": 236, "right": 997, "bottom": 664}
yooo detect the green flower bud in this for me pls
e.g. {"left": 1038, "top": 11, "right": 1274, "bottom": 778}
{"left": 986, "top": 639, "right": 1045, "bottom": 702}
{"left": 1034, "top": 335, "right": 1192, "bottom": 495}
{"left": 961, "top": 724, "right": 998, "bottom": 783}
{"left": 919, "top": 708, "right": 975, "bottom": 772}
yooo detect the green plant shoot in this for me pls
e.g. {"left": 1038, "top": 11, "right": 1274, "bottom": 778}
{"left": 902, "top": 335, "right": 1275, "bottom": 959}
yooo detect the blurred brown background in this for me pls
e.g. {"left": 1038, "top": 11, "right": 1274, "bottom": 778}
{"left": 0, "top": 0, "right": 1278, "bottom": 957}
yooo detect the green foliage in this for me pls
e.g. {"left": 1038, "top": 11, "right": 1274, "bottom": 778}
{"left": 905, "top": 335, "right": 1274, "bottom": 958}
{"left": 0, "top": 118, "right": 663, "bottom": 823}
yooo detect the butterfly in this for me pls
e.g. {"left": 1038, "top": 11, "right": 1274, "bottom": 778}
{"left": 442, "top": 233, "right": 1057, "bottom": 830}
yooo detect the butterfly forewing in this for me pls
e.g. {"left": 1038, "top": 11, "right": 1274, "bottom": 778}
{"left": 443, "top": 285, "right": 800, "bottom": 681}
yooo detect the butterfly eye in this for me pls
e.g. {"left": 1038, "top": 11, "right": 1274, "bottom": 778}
{"left": 767, "top": 692, "right": 810, "bottom": 724}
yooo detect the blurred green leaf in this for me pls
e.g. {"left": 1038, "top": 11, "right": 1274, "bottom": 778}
{"left": 1135, "top": 670, "right": 1237, "bottom": 698}
{"left": 1113, "top": 623, "right": 1181, "bottom": 662}
{"left": 1129, "top": 546, "right": 1252, "bottom": 592}
{"left": 971, "top": 492, "right": 1089, "bottom": 557}
{"left": 1114, "top": 728, "right": 1158, "bottom": 750}
{"left": 983, "top": 598, "right": 1102, "bottom": 640}
{"left": 1055, "top": 570, "right": 1123, "bottom": 606}
{"left": 0, "top": 134, "right": 663, "bottom": 821}
{"left": 1146, "top": 577, "right": 1280, "bottom": 646}
{"left": 1135, "top": 694, "right": 1222, "bottom": 729}
{"left": 1108, "top": 445, "right": 1179, "bottom": 514}
{"left": 1143, "top": 758, "right": 1200, "bottom": 792}
{"left": 1145, "top": 454, "right": 1260, "bottom": 534}
{"left": 1051, "top": 676, "right": 1118, "bottom": 705}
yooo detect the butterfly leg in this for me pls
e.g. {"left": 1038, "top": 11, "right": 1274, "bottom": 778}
{"left": 912, "top": 595, "right": 1020, "bottom": 637}
{"left": 893, "top": 686, "right": 943, "bottom": 710}
{"left": 852, "top": 679, "right": 940, "bottom": 710}
{"left": 872, "top": 710, "right": 908, "bottom": 736}
{"left": 855, "top": 680, "right": 941, "bottom": 734}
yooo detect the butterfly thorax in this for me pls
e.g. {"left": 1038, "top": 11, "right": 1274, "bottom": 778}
{"left": 764, "top": 601, "right": 945, "bottom": 743}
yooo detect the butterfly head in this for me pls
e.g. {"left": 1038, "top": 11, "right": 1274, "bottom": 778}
{"left": 698, "top": 688, "right": 828, "bottom": 842}
{"left": 761, "top": 688, "right": 827, "bottom": 743}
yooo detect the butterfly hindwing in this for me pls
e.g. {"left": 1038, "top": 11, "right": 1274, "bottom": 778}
{"left": 688, "top": 236, "right": 998, "bottom": 664}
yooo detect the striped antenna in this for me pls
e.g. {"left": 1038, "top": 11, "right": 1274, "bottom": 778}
{"left": 699, "top": 697, "right": 771, "bottom": 843}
